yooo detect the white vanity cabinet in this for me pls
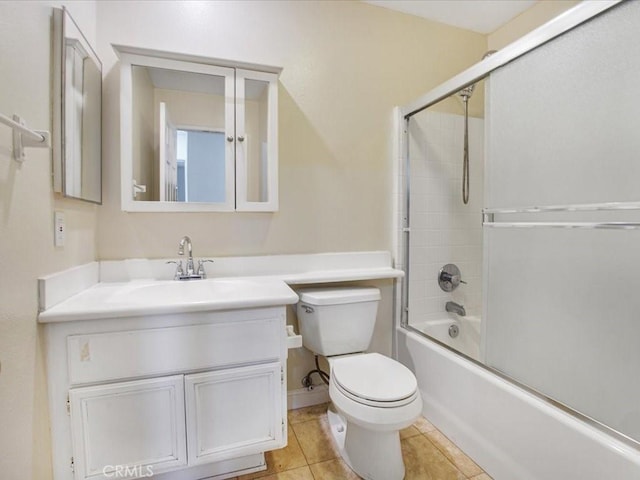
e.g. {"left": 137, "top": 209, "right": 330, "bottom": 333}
{"left": 68, "top": 376, "right": 187, "bottom": 478}
{"left": 184, "top": 363, "right": 283, "bottom": 465}
{"left": 45, "top": 306, "right": 288, "bottom": 480}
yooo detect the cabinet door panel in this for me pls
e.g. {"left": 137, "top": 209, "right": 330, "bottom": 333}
{"left": 185, "top": 363, "right": 284, "bottom": 465}
{"left": 69, "top": 376, "right": 186, "bottom": 479}
{"left": 235, "top": 69, "right": 278, "bottom": 212}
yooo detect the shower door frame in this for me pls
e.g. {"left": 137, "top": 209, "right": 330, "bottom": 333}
{"left": 400, "top": 0, "right": 621, "bottom": 328}
{"left": 397, "top": 0, "right": 640, "bottom": 451}
{"left": 400, "top": 1, "right": 619, "bottom": 119}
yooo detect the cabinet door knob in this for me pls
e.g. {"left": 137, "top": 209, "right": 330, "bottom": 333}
{"left": 237, "top": 136, "right": 245, "bottom": 142}
{"left": 226, "top": 136, "right": 234, "bottom": 142}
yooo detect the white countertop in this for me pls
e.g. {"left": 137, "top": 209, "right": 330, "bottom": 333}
{"left": 37, "top": 251, "right": 404, "bottom": 323}
{"left": 38, "top": 277, "right": 299, "bottom": 323}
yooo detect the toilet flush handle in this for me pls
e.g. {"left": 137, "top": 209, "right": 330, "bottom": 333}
{"left": 301, "top": 304, "right": 314, "bottom": 314}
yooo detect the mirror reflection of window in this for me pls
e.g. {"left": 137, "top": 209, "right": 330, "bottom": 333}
{"left": 131, "top": 65, "right": 229, "bottom": 203}
{"left": 175, "top": 129, "right": 226, "bottom": 203}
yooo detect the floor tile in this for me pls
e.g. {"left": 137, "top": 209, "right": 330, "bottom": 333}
{"left": 400, "top": 425, "right": 422, "bottom": 440}
{"left": 309, "top": 458, "right": 361, "bottom": 480}
{"left": 255, "top": 465, "right": 314, "bottom": 480}
{"left": 287, "top": 402, "right": 329, "bottom": 425}
{"left": 470, "top": 474, "right": 493, "bottom": 480}
{"left": 247, "top": 406, "right": 490, "bottom": 480}
{"left": 401, "top": 434, "right": 466, "bottom": 480}
{"left": 424, "top": 429, "right": 483, "bottom": 477}
{"left": 237, "top": 426, "right": 307, "bottom": 479}
{"left": 291, "top": 415, "right": 340, "bottom": 464}
{"left": 413, "top": 415, "right": 437, "bottom": 433}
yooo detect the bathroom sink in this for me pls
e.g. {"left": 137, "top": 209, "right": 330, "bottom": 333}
{"left": 108, "top": 279, "right": 251, "bottom": 305}
{"left": 38, "top": 277, "right": 299, "bottom": 322}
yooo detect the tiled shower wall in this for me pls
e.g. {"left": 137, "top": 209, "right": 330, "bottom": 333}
{"left": 398, "top": 110, "right": 484, "bottom": 325}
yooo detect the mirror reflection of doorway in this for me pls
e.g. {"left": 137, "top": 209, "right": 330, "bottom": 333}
{"left": 175, "top": 129, "right": 226, "bottom": 203}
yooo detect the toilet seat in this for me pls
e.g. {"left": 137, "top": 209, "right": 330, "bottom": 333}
{"left": 331, "top": 353, "right": 418, "bottom": 408}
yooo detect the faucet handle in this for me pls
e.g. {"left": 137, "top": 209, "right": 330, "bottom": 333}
{"left": 166, "top": 260, "right": 184, "bottom": 280}
{"left": 438, "top": 264, "right": 466, "bottom": 292}
{"left": 197, "top": 259, "right": 214, "bottom": 278}
{"left": 445, "top": 273, "right": 467, "bottom": 286}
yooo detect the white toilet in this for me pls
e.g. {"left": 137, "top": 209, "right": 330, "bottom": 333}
{"left": 296, "top": 287, "right": 422, "bottom": 480}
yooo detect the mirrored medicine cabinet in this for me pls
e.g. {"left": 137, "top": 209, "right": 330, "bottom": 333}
{"left": 52, "top": 7, "right": 103, "bottom": 204}
{"left": 115, "top": 45, "right": 280, "bottom": 212}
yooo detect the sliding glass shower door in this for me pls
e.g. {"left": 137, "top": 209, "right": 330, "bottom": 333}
{"left": 483, "top": 0, "right": 640, "bottom": 444}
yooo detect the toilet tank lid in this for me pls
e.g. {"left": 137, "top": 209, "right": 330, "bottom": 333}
{"left": 297, "top": 287, "right": 380, "bottom": 306}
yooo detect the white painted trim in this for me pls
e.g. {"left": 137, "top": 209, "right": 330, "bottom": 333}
{"left": 287, "top": 385, "right": 330, "bottom": 410}
{"left": 400, "top": 0, "right": 621, "bottom": 118}
{"left": 112, "top": 44, "right": 282, "bottom": 75}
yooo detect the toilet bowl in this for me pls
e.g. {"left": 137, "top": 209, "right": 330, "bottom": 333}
{"left": 328, "top": 353, "right": 422, "bottom": 480}
{"left": 296, "top": 288, "right": 422, "bottom": 480}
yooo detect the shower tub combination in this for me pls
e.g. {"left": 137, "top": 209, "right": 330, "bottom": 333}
{"left": 395, "top": 1, "right": 640, "bottom": 478}
{"left": 396, "top": 327, "right": 640, "bottom": 479}
{"left": 411, "top": 316, "right": 480, "bottom": 362}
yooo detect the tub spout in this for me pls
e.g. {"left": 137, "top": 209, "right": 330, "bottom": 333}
{"left": 446, "top": 301, "right": 466, "bottom": 317}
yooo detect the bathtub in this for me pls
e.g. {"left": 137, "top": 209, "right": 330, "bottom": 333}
{"left": 412, "top": 315, "right": 481, "bottom": 361}
{"left": 396, "top": 327, "right": 640, "bottom": 479}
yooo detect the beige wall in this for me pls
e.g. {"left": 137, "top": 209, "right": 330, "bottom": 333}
{"left": 96, "top": 0, "right": 488, "bottom": 260}
{"left": 0, "top": 2, "right": 98, "bottom": 479}
{"left": 488, "top": 0, "right": 580, "bottom": 50}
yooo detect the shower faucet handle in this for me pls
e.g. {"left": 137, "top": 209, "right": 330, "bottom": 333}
{"left": 438, "top": 264, "right": 466, "bottom": 292}
{"left": 444, "top": 272, "right": 466, "bottom": 285}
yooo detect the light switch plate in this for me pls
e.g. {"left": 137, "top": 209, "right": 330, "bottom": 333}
{"left": 54, "top": 211, "right": 65, "bottom": 247}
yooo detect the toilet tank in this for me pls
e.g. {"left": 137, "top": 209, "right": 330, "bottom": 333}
{"left": 296, "top": 287, "right": 381, "bottom": 357}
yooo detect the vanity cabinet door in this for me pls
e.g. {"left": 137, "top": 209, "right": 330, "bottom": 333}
{"left": 69, "top": 376, "right": 187, "bottom": 480}
{"left": 185, "top": 362, "right": 284, "bottom": 465}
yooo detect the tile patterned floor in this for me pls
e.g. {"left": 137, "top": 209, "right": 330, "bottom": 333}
{"left": 233, "top": 403, "right": 492, "bottom": 480}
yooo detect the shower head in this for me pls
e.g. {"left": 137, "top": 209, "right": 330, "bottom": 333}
{"left": 458, "top": 84, "right": 475, "bottom": 101}
{"left": 482, "top": 49, "right": 498, "bottom": 60}
{"left": 457, "top": 50, "right": 497, "bottom": 102}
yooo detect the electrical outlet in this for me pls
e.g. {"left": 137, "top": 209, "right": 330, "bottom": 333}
{"left": 54, "top": 211, "right": 65, "bottom": 247}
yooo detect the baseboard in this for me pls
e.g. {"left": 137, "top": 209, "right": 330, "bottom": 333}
{"left": 287, "top": 385, "right": 330, "bottom": 410}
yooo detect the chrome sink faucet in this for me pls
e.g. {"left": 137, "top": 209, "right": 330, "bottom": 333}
{"left": 179, "top": 236, "right": 195, "bottom": 276}
{"left": 167, "top": 236, "right": 213, "bottom": 280}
